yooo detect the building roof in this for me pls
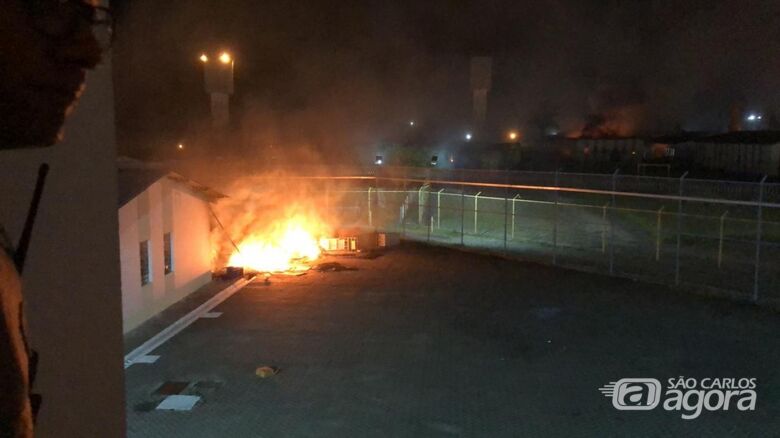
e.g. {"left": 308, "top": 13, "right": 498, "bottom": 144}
{"left": 117, "top": 159, "right": 226, "bottom": 208}
{"left": 117, "top": 168, "right": 167, "bottom": 207}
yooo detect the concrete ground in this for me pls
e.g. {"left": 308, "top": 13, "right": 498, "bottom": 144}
{"left": 125, "top": 243, "right": 780, "bottom": 437}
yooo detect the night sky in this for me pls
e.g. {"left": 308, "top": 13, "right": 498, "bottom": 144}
{"left": 112, "top": 0, "right": 780, "bottom": 159}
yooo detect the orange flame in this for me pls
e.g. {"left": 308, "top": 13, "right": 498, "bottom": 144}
{"left": 228, "top": 215, "right": 326, "bottom": 272}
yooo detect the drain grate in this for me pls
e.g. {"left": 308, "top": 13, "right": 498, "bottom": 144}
{"left": 133, "top": 401, "right": 159, "bottom": 413}
{"left": 154, "top": 381, "right": 190, "bottom": 396}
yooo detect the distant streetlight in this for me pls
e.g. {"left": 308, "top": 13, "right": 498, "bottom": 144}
{"left": 200, "top": 50, "right": 235, "bottom": 128}
{"left": 465, "top": 133, "right": 472, "bottom": 141}
{"left": 409, "top": 120, "right": 415, "bottom": 127}
{"left": 746, "top": 113, "right": 763, "bottom": 122}
{"left": 508, "top": 131, "right": 518, "bottom": 141}
{"left": 177, "top": 143, "right": 184, "bottom": 150}
{"left": 375, "top": 155, "right": 383, "bottom": 165}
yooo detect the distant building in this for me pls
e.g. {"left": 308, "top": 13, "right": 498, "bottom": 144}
{"left": 526, "top": 136, "right": 649, "bottom": 173}
{"left": 117, "top": 161, "right": 224, "bottom": 332}
{"left": 672, "top": 131, "right": 780, "bottom": 177}
{"left": 571, "top": 137, "right": 646, "bottom": 161}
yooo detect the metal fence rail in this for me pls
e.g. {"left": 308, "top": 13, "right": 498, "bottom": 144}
{"left": 319, "top": 169, "right": 780, "bottom": 306}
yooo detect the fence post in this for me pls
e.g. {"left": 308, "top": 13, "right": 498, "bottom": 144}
{"left": 401, "top": 171, "right": 408, "bottom": 238}
{"left": 418, "top": 186, "right": 424, "bottom": 224}
{"left": 460, "top": 183, "right": 465, "bottom": 246}
{"left": 718, "top": 211, "right": 728, "bottom": 268}
{"left": 402, "top": 189, "right": 407, "bottom": 239}
{"left": 511, "top": 195, "right": 520, "bottom": 240}
{"left": 368, "top": 187, "right": 373, "bottom": 227}
{"left": 503, "top": 178, "right": 509, "bottom": 254}
{"left": 437, "top": 189, "right": 444, "bottom": 229}
{"left": 553, "top": 170, "right": 560, "bottom": 265}
{"left": 474, "top": 191, "right": 482, "bottom": 234}
{"left": 753, "top": 175, "right": 767, "bottom": 302}
{"left": 675, "top": 172, "right": 688, "bottom": 286}
{"left": 374, "top": 176, "right": 379, "bottom": 232}
{"left": 601, "top": 202, "right": 608, "bottom": 253}
{"left": 609, "top": 169, "right": 619, "bottom": 275}
{"left": 655, "top": 206, "right": 665, "bottom": 261}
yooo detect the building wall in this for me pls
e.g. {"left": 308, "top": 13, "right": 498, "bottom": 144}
{"left": 771, "top": 145, "right": 780, "bottom": 176}
{"left": 119, "top": 179, "right": 212, "bottom": 332}
{"left": 0, "top": 31, "right": 125, "bottom": 436}
{"left": 686, "top": 142, "right": 780, "bottom": 176}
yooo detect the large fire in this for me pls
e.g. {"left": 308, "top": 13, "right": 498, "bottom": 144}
{"left": 211, "top": 177, "right": 336, "bottom": 274}
{"left": 227, "top": 215, "right": 327, "bottom": 273}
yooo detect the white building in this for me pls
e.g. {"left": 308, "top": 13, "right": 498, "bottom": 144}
{"left": 117, "top": 165, "right": 223, "bottom": 332}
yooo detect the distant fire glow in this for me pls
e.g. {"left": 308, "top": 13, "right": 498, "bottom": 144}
{"left": 228, "top": 216, "right": 325, "bottom": 272}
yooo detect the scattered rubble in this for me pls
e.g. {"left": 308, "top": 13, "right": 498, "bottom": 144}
{"left": 255, "top": 366, "right": 280, "bottom": 378}
{"left": 313, "top": 262, "right": 357, "bottom": 272}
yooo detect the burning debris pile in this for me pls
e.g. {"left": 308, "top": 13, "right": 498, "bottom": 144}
{"left": 227, "top": 215, "right": 325, "bottom": 272}
{"left": 210, "top": 179, "right": 333, "bottom": 274}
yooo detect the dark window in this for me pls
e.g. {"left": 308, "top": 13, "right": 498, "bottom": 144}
{"left": 163, "top": 233, "right": 173, "bottom": 274}
{"left": 140, "top": 240, "right": 151, "bottom": 285}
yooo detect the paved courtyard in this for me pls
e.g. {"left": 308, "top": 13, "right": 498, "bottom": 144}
{"left": 126, "top": 243, "right": 780, "bottom": 437}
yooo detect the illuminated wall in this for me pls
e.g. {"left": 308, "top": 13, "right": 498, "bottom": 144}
{"left": 119, "top": 178, "right": 212, "bottom": 332}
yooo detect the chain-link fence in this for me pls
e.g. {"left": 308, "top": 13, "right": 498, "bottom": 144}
{"left": 318, "top": 167, "right": 780, "bottom": 306}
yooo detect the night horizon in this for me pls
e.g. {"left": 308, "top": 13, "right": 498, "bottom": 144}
{"left": 112, "top": 0, "right": 780, "bottom": 160}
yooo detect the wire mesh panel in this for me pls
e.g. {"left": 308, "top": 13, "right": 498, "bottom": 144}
{"left": 372, "top": 189, "right": 406, "bottom": 234}
{"left": 427, "top": 189, "right": 466, "bottom": 246}
{"left": 760, "top": 216, "right": 780, "bottom": 305}
{"left": 323, "top": 168, "right": 780, "bottom": 306}
{"left": 554, "top": 202, "right": 612, "bottom": 273}
{"left": 676, "top": 208, "right": 752, "bottom": 296}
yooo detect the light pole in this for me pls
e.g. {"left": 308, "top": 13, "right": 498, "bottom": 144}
{"left": 200, "top": 51, "right": 234, "bottom": 128}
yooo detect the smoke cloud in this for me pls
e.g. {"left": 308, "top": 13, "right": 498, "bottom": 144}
{"left": 112, "top": 0, "right": 780, "bottom": 158}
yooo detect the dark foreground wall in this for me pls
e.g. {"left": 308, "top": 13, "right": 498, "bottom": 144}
{"left": 0, "top": 38, "right": 125, "bottom": 437}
